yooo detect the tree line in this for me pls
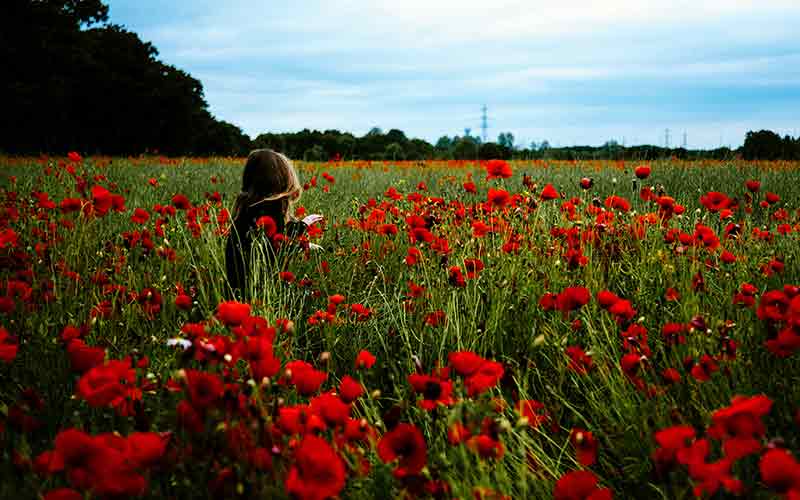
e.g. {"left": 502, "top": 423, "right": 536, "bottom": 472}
{"left": 2, "top": 2, "right": 797, "bottom": 161}
{"left": 2, "top": 0, "right": 251, "bottom": 156}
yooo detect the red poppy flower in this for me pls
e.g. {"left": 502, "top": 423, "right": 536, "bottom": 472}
{"left": 408, "top": 373, "right": 454, "bottom": 410}
{"left": 43, "top": 489, "right": 83, "bottom": 500}
{"left": 765, "top": 327, "right": 800, "bottom": 358}
{"left": 486, "top": 159, "right": 513, "bottom": 179}
{"left": 465, "top": 360, "right": 504, "bottom": 396}
{"left": 171, "top": 194, "right": 191, "bottom": 210}
{"left": 652, "top": 425, "right": 696, "bottom": 473}
{"left": 377, "top": 223, "right": 398, "bottom": 236}
{"left": 553, "top": 470, "right": 612, "bottom": 500}
{"left": 449, "top": 351, "right": 485, "bottom": 376}
{"left": 516, "top": 400, "right": 549, "bottom": 428}
{"left": 0, "top": 327, "right": 19, "bottom": 363}
{"left": 91, "top": 185, "right": 112, "bottom": 216}
{"left": 464, "top": 258, "right": 485, "bottom": 278}
{"left": 566, "top": 346, "right": 593, "bottom": 375}
{"left": 541, "top": 184, "right": 560, "bottom": 201}
{"left": 255, "top": 215, "right": 278, "bottom": 237}
{"left": 184, "top": 369, "right": 224, "bottom": 410}
{"left": 609, "top": 299, "right": 636, "bottom": 323}
{"left": 689, "top": 354, "right": 718, "bottom": 382}
{"left": 468, "top": 434, "right": 505, "bottom": 459}
{"left": 137, "top": 288, "right": 163, "bottom": 317}
{"left": 286, "top": 360, "right": 328, "bottom": 396}
{"left": 175, "top": 293, "right": 192, "bottom": 310}
{"left": 487, "top": 188, "right": 511, "bottom": 208}
{"left": 557, "top": 287, "right": 591, "bottom": 314}
{"left": 285, "top": 435, "right": 346, "bottom": 500}
{"left": 699, "top": 191, "right": 731, "bottom": 212}
{"left": 216, "top": 301, "right": 251, "bottom": 327}
{"left": 604, "top": 195, "right": 631, "bottom": 212}
{"left": 463, "top": 181, "right": 477, "bottom": 193}
{"left": 570, "top": 429, "right": 598, "bottom": 466}
{"left": 377, "top": 423, "right": 427, "bottom": 476}
{"left": 310, "top": 393, "right": 350, "bottom": 427}
{"left": 580, "top": 177, "right": 593, "bottom": 190}
{"left": 596, "top": 290, "right": 619, "bottom": 309}
{"left": 60, "top": 198, "right": 83, "bottom": 214}
{"left": 238, "top": 335, "right": 281, "bottom": 381}
{"left": 355, "top": 350, "right": 376, "bottom": 370}
{"left": 76, "top": 359, "right": 136, "bottom": 408}
{"left": 448, "top": 266, "right": 466, "bottom": 288}
{"left": 759, "top": 448, "right": 800, "bottom": 494}
{"left": 745, "top": 180, "right": 761, "bottom": 192}
{"left": 67, "top": 339, "right": 105, "bottom": 374}
{"left": 634, "top": 164, "right": 651, "bottom": 179}
{"left": 620, "top": 353, "right": 643, "bottom": 379}
{"left": 338, "top": 376, "right": 363, "bottom": 403}
{"left": 472, "top": 220, "right": 491, "bottom": 238}
{"left": 404, "top": 247, "right": 423, "bottom": 266}
{"left": 424, "top": 309, "right": 447, "bottom": 326}
{"left": 708, "top": 395, "right": 772, "bottom": 461}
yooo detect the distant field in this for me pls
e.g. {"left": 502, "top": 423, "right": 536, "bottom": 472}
{"left": 1, "top": 156, "right": 798, "bottom": 499}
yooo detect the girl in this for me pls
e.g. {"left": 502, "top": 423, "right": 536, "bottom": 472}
{"left": 225, "top": 149, "right": 322, "bottom": 294}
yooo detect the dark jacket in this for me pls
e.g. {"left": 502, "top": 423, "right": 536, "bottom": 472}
{"left": 225, "top": 201, "right": 306, "bottom": 295}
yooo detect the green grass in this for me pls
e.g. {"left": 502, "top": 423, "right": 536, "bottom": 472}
{"left": 0, "top": 156, "right": 798, "bottom": 499}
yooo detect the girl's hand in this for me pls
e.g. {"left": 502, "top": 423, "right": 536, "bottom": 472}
{"left": 302, "top": 214, "right": 324, "bottom": 226}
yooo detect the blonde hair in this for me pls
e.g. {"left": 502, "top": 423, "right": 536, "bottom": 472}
{"left": 233, "top": 149, "right": 302, "bottom": 226}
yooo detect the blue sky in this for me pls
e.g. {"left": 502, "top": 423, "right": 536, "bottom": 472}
{"left": 108, "top": 1, "right": 800, "bottom": 148}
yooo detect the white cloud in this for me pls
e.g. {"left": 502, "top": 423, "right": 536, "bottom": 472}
{"left": 108, "top": 0, "right": 800, "bottom": 147}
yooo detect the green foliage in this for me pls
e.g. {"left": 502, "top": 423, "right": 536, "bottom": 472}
{"left": 1, "top": 0, "right": 250, "bottom": 156}
{"left": 0, "top": 157, "right": 799, "bottom": 499}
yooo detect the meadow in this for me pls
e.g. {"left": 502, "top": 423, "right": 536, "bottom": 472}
{"left": 0, "top": 155, "right": 799, "bottom": 499}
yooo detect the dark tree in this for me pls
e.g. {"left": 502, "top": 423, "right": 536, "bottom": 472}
{"left": 1, "top": 0, "right": 250, "bottom": 155}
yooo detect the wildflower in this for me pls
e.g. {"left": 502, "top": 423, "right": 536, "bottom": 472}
{"left": 516, "top": 400, "right": 549, "bottom": 428}
{"left": 171, "top": 194, "right": 191, "bottom": 210}
{"left": 487, "top": 188, "right": 510, "bottom": 208}
{"left": 553, "top": 470, "right": 612, "bottom": 500}
{"left": 355, "top": 350, "right": 376, "bottom": 370}
{"left": 216, "top": 301, "right": 251, "bottom": 327}
{"left": 486, "top": 159, "right": 512, "bottom": 179}
{"left": 255, "top": 216, "right": 277, "bottom": 237}
{"left": 566, "top": 346, "right": 593, "bottom": 375}
{"left": 286, "top": 360, "right": 327, "bottom": 396}
{"left": 184, "top": 369, "right": 224, "bottom": 410}
{"left": 339, "top": 376, "right": 363, "bottom": 403}
{"left": 377, "top": 423, "right": 427, "bottom": 476}
{"left": 699, "top": 191, "right": 731, "bottom": 213}
{"left": 570, "top": 429, "right": 598, "bottom": 466}
{"left": 541, "top": 184, "right": 560, "bottom": 201}
{"left": 634, "top": 164, "right": 651, "bottom": 179}
{"left": 285, "top": 435, "right": 346, "bottom": 500}
{"left": 759, "top": 448, "right": 800, "bottom": 495}
{"left": 0, "top": 327, "right": 19, "bottom": 363}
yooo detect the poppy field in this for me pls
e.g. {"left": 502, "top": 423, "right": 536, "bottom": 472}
{"left": 1, "top": 155, "right": 799, "bottom": 499}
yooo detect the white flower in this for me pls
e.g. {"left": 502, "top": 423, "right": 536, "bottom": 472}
{"left": 166, "top": 338, "right": 192, "bottom": 350}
